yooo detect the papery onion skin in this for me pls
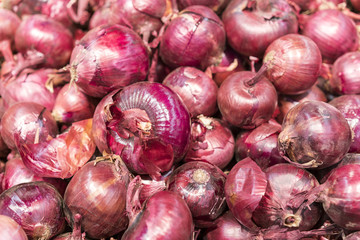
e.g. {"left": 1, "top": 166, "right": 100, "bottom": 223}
{"left": 177, "top": 0, "right": 230, "bottom": 12}
{"left": 0, "top": 8, "right": 21, "bottom": 62}
{"left": 278, "top": 101, "right": 352, "bottom": 169}
{"left": 263, "top": 34, "right": 322, "bottom": 95}
{"left": 184, "top": 116, "right": 234, "bottom": 169}
{"left": 1, "top": 102, "right": 59, "bottom": 150}
{"left": 163, "top": 67, "right": 218, "bottom": 117}
{"left": 329, "top": 51, "right": 360, "bottom": 95}
{"left": 222, "top": 0, "right": 298, "bottom": 57}
{"left": 159, "top": 5, "right": 226, "bottom": 70}
{"left": 40, "top": 0, "right": 74, "bottom": 28}
{"left": 15, "top": 14, "right": 74, "bottom": 68}
{"left": 302, "top": 9, "right": 359, "bottom": 64}
{"left": 0, "top": 182, "right": 66, "bottom": 240}
{"left": 70, "top": 24, "right": 149, "bottom": 98}
{"left": 121, "top": 191, "right": 194, "bottom": 240}
{"left": 64, "top": 159, "right": 131, "bottom": 239}
{"left": 0, "top": 215, "right": 28, "bottom": 240}
{"left": 217, "top": 71, "right": 278, "bottom": 129}
{"left": 167, "top": 161, "right": 227, "bottom": 228}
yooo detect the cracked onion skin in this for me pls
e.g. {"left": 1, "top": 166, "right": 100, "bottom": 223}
{"left": 278, "top": 101, "right": 352, "bottom": 169}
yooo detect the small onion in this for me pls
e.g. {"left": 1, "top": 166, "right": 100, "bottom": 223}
{"left": 40, "top": 0, "right": 74, "bottom": 27}
{"left": 0, "top": 215, "right": 28, "bottom": 240}
{"left": 177, "top": 0, "right": 230, "bottom": 12}
{"left": 163, "top": 67, "right": 218, "bottom": 117}
{"left": 0, "top": 182, "right": 66, "bottom": 240}
{"left": 0, "top": 8, "right": 21, "bottom": 62}
{"left": 167, "top": 161, "right": 227, "bottom": 228}
{"left": 278, "top": 101, "right": 352, "bottom": 169}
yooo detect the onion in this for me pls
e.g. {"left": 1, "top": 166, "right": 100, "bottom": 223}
{"left": 278, "top": 101, "right": 352, "bottom": 169}
{"left": 329, "top": 51, "right": 360, "bottom": 95}
{"left": 0, "top": 215, "right": 28, "bottom": 240}
{"left": 167, "top": 161, "right": 226, "bottom": 228}
{"left": 0, "top": 182, "right": 66, "bottom": 240}
{"left": 177, "top": 0, "right": 230, "bottom": 12}
{"left": 16, "top": 118, "right": 95, "bottom": 179}
{"left": 302, "top": 9, "right": 359, "bottom": 63}
{"left": 291, "top": 0, "right": 345, "bottom": 11}
{"left": 66, "top": 0, "right": 105, "bottom": 25}
{"left": 163, "top": 67, "right": 218, "bottom": 117}
{"left": 0, "top": 8, "right": 21, "bottom": 62}
{"left": 52, "top": 214, "right": 88, "bottom": 240}
{"left": 69, "top": 24, "right": 149, "bottom": 98}
{"left": 64, "top": 158, "right": 131, "bottom": 239}
{"left": 263, "top": 34, "right": 322, "bottom": 95}
{"left": 0, "top": 102, "right": 58, "bottom": 150}
{"left": 122, "top": 191, "right": 194, "bottom": 239}
{"left": 184, "top": 115, "right": 234, "bottom": 169}
{"left": 52, "top": 84, "right": 96, "bottom": 124}
{"left": 217, "top": 71, "right": 278, "bottom": 129}
{"left": 222, "top": 0, "right": 298, "bottom": 57}
{"left": 351, "top": 0, "right": 360, "bottom": 11}
{"left": 235, "top": 119, "right": 286, "bottom": 170}
{"left": 159, "top": 5, "right": 226, "bottom": 70}
{"left": 92, "top": 82, "right": 191, "bottom": 177}
{"left": 40, "top": 0, "right": 74, "bottom": 27}
{"left": 345, "top": 231, "right": 360, "bottom": 240}
{"left": 1, "top": 68, "right": 60, "bottom": 111}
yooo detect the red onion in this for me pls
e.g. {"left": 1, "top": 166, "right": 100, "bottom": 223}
{"left": 52, "top": 84, "right": 96, "bottom": 124}
{"left": 302, "top": 9, "right": 359, "bottom": 63}
{"left": 217, "top": 71, "right": 278, "bottom": 129}
{"left": 167, "top": 161, "right": 226, "bottom": 228}
{"left": 351, "top": 0, "right": 360, "bottom": 11}
{"left": 52, "top": 214, "right": 88, "bottom": 240}
{"left": 263, "top": 34, "right": 322, "bottom": 95}
{"left": 66, "top": 0, "right": 105, "bottom": 25}
{"left": 1, "top": 102, "right": 58, "bottom": 150}
{"left": 163, "top": 67, "right": 218, "bottom": 117}
{"left": 39, "top": 0, "right": 74, "bottom": 27}
{"left": 278, "top": 101, "right": 352, "bottom": 169}
{"left": 276, "top": 85, "right": 327, "bottom": 123}
{"left": 291, "top": 0, "right": 345, "bottom": 11}
{"left": 184, "top": 115, "right": 234, "bottom": 169}
{"left": 16, "top": 118, "right": 95, "bottom": 179}
{"left": 89, "top": 2, "right": 114, "bottom": 29}
{"left": 177, "top": 0, "right": 229, "bottom": 12}
{"left": 1, "top": 68, "right": 60, "bottom": 111}
{"left": 14, "top": 14, "right": 74, "bottom": 70}
{"left": 329, "top": 51, "right": 360, "bottom": 95}
{"left": 69, "top": 24, "right": 149, "bottom": 98}
{"left": 122, "top": 190, "right": 194, "bottom": 239}
{"left": 0, "top": 215, "right": 28, "bottom": 240}
{"left": 64, "top": 158, "right": 131, "bottom": 239}
{"left": 235, "top": 119, "right": 286, "bottom": 170}
{"left": 159, "top": 5, "right": 226, "bottom": 70}
{"left": 345, "top": 231, "right": 360, "bottom": 240}
{"left": 92, "top": 82, "right": 191, "bottom": 177}
{"left": 222, "top": 0, "right": 298, "bottom": 57}
{"left": 0, "top": 8, "right": 21, "bottom": 62}
{"left": 0, "top": 182, "right": 66, "bottom": 239}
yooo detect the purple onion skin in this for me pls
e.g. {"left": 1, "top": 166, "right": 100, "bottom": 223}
{"left": 0, "top": 9, "right": 21, "bottom": 61}
{"left": 40, "top": 0, "right": 73, "bottom": 27}
{"left": 177, "top": 0, "right": 230, "bottom": 12}
{"left": 64, "top": 160, "right": 131, "bottom": 239}
{"left": 345, "top": 231, "right": 360, "bottom": 240}
{"left": 235, "top": 120, "right": 286, "bottom": 171}
{"left": 70, "top": 24, "right": 149, "bottom": 98}
{"left": 330, "top": 95, "right": 360, "bottom": 153}
{"left": 329, "top": 52, "right": 360, "bottom": 95}
{"left": 184, "top": 116, "right": 234, "bottom": 169}
{"left": 0, "top": 215, "right": 28, "bottom": 240}
{"left": 122, "top": 191, "right": 194, "bottom": 240}
{"left": 0, "top": 182, "right": 66, "bottom": 240}
{"left": 278, "top": 101, "right": 352, "bottom": 169}
{"left": 167, "top": 161, "right": 226, "bottom": 228}
{"left": 159, "top": 5, "right": 226, "bottom": 70}
{"left": 263, "top": 34, "right": 322, "bottom": 95}
{"left": 302, "top": 9, "right": 359, "bottom": 64}
{"left": 163, "top": 67, "right": 218, "bottom": 117}
{"left": 217, "top": 71, "right": 278, "bottom": 129}
{"left": 0, "top": 102, "right": 59, "bottom": 150}
{"left": 222, "top": 0, "right": 298, "bottom": 58}
{"left": 15, "top": 14, "right": 74, "bottom": 68}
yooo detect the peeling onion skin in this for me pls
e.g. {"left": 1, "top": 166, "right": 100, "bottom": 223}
{"left": 278, "top": 101, "right": 352, "bottom": 169}
{"left": 122, "top": 191, "right": 194, "bottom": 240}
{"left": 159, "top": 5, "right": 226, "bottom": 70}
{"left": 302, "top": 9, "right": 359, "bottom": 64}
{"left": 0, "top": 215, "right": 28, "bottom": 240}
{"left": 263, "top": 34, "right": 322, "bottom": 95}
{"left": 217, "top": 71, "right": 278, "bottom": 129}
{"left": 70, "top": 24, "right": 149, "bottom": 98}
{"left": 64, "top": 160, "right": 131, "bottom": 239}
{"left": 163, "top": 67, "right": 218, "bottom": 117}
{"left": 0, "top": 182, "right": 67, "bottom": 240}
{"left": 167, "top": 161, "right": 227, "bottom": 228}
{"left": 222, "top": 0, "right": 298, "bottom": 58}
